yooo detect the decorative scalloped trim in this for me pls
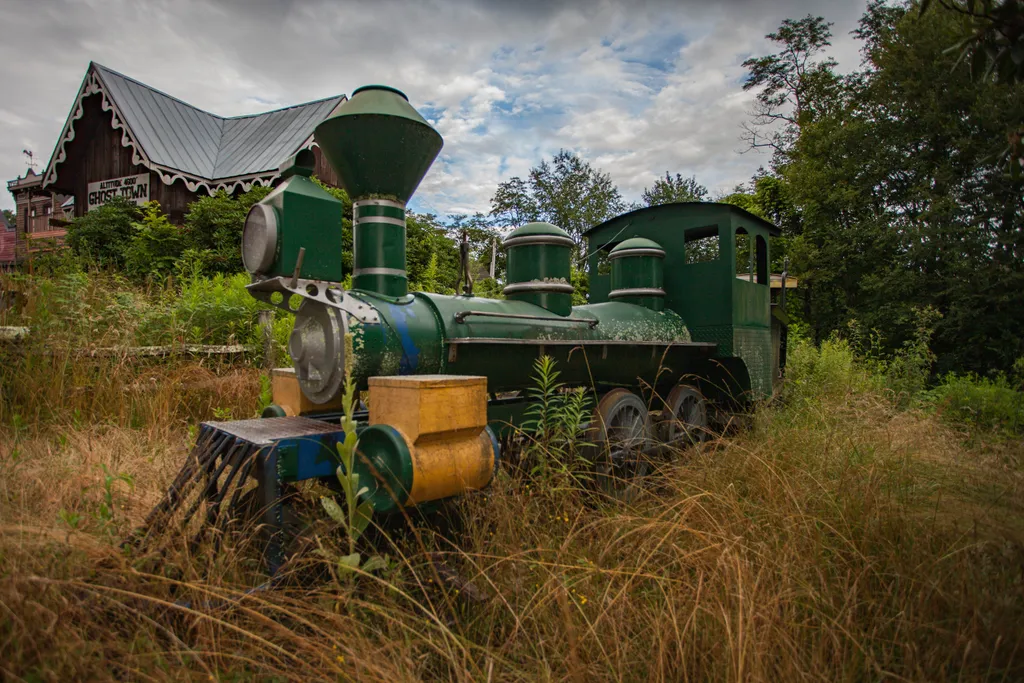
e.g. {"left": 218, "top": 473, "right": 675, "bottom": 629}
{"left": 43, "top": 70, "right": 150, "bottom": 188}
{"left": 43, "top": 66, "right": 317, "bottom": 196}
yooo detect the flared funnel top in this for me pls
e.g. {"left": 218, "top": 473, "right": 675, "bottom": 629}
{"left": 313, "top": 85, "right": 443, "bottom": 203}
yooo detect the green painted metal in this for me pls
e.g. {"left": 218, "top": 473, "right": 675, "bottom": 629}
{"left": 503, "top": 222, "right": 574, "bottom": 316}
{"left": 609, "top": 237, "right": 666, "bottom": 311}
{"left": 254, "top": 173, "right": 345, "bottom": 282}
{"left": 278, "top": 148, "right": 315, "bottom": 179}
{"left": 340, "top": 287, "right": 706, "bottom": 398}
{"left": 313, "top": 85, "right": 443, "bottom": 204}
{"left": 352, "top": 423, "right": 414, "bottom": 512}
{"left": 584, "top": 203, "right": 780, "bottom": 399}
{"left": 353, "top": 200, "right": 407, "bottom": 297}
{"left": 313, "top": 84, "right": 441, "bottom": 296}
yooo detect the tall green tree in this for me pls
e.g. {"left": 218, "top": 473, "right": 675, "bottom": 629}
{"left": 741, "top": 15, "right": 843, "bottom": 157}
{"left": 641, "top": 173, "right": 708, "bottom": 206}
{"left": 489, "top": 176, "right": 537, "bottom": 228}
{"left": 921, "top": 0, "right": 1024, "bottom": 175}
{"left": 406, "top": 212, "right": 459, "bottom": 294}
{"left": 491, "top": 150, "right": 624, "bottom": 267}
{"left": 774, "top": 2, "right": 1024, "bottom": 374}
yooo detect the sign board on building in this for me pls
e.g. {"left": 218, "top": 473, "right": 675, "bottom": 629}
{"left": 86, "top": 173, "right": 151, "bottom": 212}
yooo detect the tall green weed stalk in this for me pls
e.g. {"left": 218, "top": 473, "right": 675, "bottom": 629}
{"left": 521, "top": 356, "right": 593, "bottom": 480}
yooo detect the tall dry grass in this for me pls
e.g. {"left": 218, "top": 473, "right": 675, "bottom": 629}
{"left": 1, "top": 340, "right": 1023, "bottom": 681}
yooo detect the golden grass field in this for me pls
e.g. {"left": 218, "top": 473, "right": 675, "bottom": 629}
{"left": 1, "top": 340, "right": 1023, "bottom": 682}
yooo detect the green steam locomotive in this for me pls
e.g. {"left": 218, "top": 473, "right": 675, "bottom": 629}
{"left": 144, "top": 85, "right": 787, "bottom": 571}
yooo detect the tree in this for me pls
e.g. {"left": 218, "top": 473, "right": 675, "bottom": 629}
{"left": 406, "top": 212, "right": 459, "bottom": 294}
{"left": 2, "top": 209, "right": 14, "bottom": 226}
{"left": 491, "top": 150, "right": 624, "bottom": 267}
{"left": 489, "top": 176, "right": 537, "bottom": 228}
{"left": 920, "top": 0, "right": 1024, "bottom": 175}
{"left": 778, "top": 1, "right": 1024, "bottom": 375}
{"left": 741, "top": 15, "right": 842, "bottom": 157}
{"left": 641, "top": 173, "right": 708, "bottom": 206}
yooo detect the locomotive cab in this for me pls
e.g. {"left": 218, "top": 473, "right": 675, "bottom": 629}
{"left": 585, "top": 203, "right": 785, "bottom": 400}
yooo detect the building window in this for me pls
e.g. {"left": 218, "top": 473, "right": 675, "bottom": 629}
{"left": 30, "top": 208, "right": 36, "bottom": 218}
{"left": 44, "top": 206, "right": 51, "bottom": 215}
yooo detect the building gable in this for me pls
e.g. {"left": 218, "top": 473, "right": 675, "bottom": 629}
{"left": 42, "top": 62, "right": 346, "bottom": 196}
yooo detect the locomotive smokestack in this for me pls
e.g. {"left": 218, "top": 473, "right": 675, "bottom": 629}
{"left": 314, "top": 85, "right": 443, "bottom": 298}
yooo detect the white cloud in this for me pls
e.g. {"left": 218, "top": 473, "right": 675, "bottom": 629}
{"left": 0, "top": 0, "right": 869, "bottom": 217}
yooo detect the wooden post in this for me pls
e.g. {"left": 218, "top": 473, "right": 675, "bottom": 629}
{"left": 490, "top": 236, "right": 496, "bottom": 279}
{"left": 259, "top": 309, "right": 275, "bottom": 369}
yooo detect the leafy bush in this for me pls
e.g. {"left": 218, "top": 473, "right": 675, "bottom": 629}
{"left": 65, "top": 196, "right": 140, "bottom": 269}
{"left": 125, "top": 202, "right": 186, "bottom": 279}
{"left": 473, "top": 277, "right": 504, "bottom": 299}
{"left": 844, "top": 306, "right": 941, "bottom": 408}
{"left": 65, "top": 189, "right": 273, "bottom": 280}
{"left": 521, "top": 356, "right": 593, "bottom": 479}
{"left": 6, "top": 266, "right": 289, "bottom": 352}
{"left": 182, "top": 187, "right": 272, "bottom": 274}
{"left": 784, "top": 336, "right": 882, "bottom": 404}
{"left": 924, "top": 371, "right": 1024, "bottom": 437}
{"left": 27, "top": 249, "right": 86, "bottom": 277}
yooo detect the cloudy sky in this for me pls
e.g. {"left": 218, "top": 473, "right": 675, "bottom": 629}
{"left": 0, "top": 0, "right": 869, "bottom": 216}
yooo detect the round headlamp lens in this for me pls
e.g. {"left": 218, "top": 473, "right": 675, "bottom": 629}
{"left": 241, "top": 204, "right": 278, "bottom": 274}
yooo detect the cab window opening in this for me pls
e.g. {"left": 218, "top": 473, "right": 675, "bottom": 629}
{"left": 755, "top": 235, "right": 768, "bottom": 285}
{"left": 736, "top": 227, "right": 753, "bottom": 281}
{"left": 684, "top": 225, "right": 719, "bottom": 264}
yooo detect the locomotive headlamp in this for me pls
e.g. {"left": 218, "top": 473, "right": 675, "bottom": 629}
{"left": 241, "top": 203, "right": 278, "bottom": 274}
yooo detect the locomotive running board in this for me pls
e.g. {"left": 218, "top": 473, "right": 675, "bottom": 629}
{"left": 444, "top": 337, "right": 717, "bottom": 362}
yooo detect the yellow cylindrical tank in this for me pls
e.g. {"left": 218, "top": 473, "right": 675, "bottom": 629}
{"left": 355, "top": 375, "right": 497, "bottom": 510}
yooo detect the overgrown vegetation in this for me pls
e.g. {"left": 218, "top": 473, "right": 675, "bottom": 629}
{"left": 734, "top": 3, "right": 1024, "bottom": 377}
{"left": 59, "top": 185, "right": 507, "bottom": 297}
{"left": 1, "top": 324, "right": 1022, "bottom": 680}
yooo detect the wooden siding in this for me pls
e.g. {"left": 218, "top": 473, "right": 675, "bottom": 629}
{"left": 0, "top": 222, "right": 15, "bottom": 265}
{"left": 47, "top": 93, "right": 344, "bottom": 226}
{"left": 312, "top": 147, "right": 341, "bottom": 188}
{"left": 49, "top": 94, "right": 198, "bottom": 223}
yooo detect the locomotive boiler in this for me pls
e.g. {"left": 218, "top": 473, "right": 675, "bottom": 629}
{"left": 143, "top": 85, "right": 785, "bottom": 571}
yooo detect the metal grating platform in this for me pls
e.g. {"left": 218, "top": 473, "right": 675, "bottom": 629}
{"left": 201, "top": 416, "right": 343, "bottom": 445}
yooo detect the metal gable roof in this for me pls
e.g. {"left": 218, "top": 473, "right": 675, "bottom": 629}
{"left": 94, "top": 64, "right": 224, "bottom": 178}
{"left": 213, "top": 96, "right": 342, "bottom": 178}
{"left": 45, "top": 63, "right": 346, "bottom": 191}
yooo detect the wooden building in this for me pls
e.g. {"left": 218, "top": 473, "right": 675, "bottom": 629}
{"left": 37, "top": 62, "right": 346, "bottom": 226}
{"left": 0, "top": 209, "right": 14, "bottom": 269}
{"left": 5, "top": 169, "right": 74, "bottom": 266}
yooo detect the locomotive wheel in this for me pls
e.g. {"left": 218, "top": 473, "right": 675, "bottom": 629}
{"left": 661, "top": 384, "right": 708, "bottom": 450}
{"left": 589, "top": 389, "right": 653, "bottom": 500}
